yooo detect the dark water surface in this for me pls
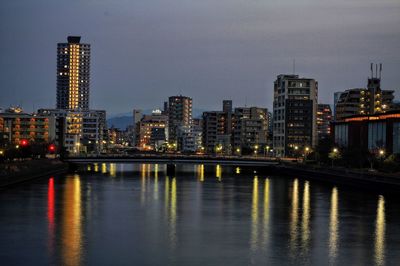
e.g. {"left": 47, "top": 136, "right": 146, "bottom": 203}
{"left": 1, "top": 163, "right": 399, "bottom": 266}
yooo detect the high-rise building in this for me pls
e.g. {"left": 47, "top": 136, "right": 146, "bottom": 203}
{"left": 317, "top": 104, "right": 332, "bottom": 140}
{"left": 273, "top": 74, "right": 318, "bottom": 157}
{"left": 168, "top": 96, "right": 192, "bottom": 143}
{"left": 57, "top": 36, "right": 90, "bottom": 110}
{"left": 335, "top": 64, "right": 395, "bottom": 121}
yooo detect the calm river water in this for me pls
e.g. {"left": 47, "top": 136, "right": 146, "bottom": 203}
{"left": 0, "top": 163, "right": 399, "bottom": 266}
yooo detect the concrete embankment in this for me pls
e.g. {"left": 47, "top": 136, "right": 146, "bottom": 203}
{"left": 0, "top": 159, "right": 69, "bottom": 188}
{"left": 266, "top": 163, "right": 400, "bottom": 191}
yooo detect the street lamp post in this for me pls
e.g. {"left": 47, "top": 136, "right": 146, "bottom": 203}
{"left": 253, "top": 145, "right": 259, "bottom": 157}
{"left": 304, "top": 146, "right": 310, "bottom": 163}
{"left": 264, "top": 145, "right": 270, "bottom": 157}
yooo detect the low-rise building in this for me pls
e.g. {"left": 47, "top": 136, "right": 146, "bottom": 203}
{"left": 37, "top": 109, "right": 107, "bottom": 154}
{"left": 135, "top": 110, "right": 168, "bottom": 151}
{"left": 0, "top": 107, "right": 57, "bottom": 146}
{"left": 333, "top": 111, "right": 400, "bottom": 155}
{"left": 335, "top": 65, "right": 395, "bottom": 121}
{"left": 232, "top": 107, "right": 269, "bottom": 153}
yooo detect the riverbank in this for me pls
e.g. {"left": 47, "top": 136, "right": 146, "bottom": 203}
{"left": 0, "top": 159, "right": 69, "bottom": 188}
{"left": 268, "top": 162, "right": 400, "bottom": 191}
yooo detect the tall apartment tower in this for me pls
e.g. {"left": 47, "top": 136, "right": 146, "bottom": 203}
{"left": 57, "top": 36, "right": 90, "bottom": 110}
{"left": 273, "top": 74, "right": 318, "bottom": 157}
{"left": 168, "top": 95, "right": 192, "bottom": 142}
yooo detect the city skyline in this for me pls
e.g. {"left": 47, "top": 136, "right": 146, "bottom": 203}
{"left": 1, "top": 0, "right": 400, "bottom": 115}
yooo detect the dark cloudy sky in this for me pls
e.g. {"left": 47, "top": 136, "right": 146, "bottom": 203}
{"left": 1, "top": 0, "right": 399, "bottom": 115}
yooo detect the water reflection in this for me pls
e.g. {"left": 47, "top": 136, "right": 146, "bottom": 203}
{"left": 289, "top": 179, "right": 299, "bottom": 256}
{"left": 236, "top": 167, "right": 241, "bottom": 174}
{"left": 62, "top": 175, "right": 82, "bottom": 266}
{"left": 375, "top": 195, "right": 386, "bottom": 266}
{"left": 170, "top": 177, "right": 177, "bottom": 248}
{"left": 47, "top": 177, "right": 55, "bottom": 257}
{"left": 101, "top": 163, "right": 107, "bottom": 174}
{"left": 197, "top": 164, "right": 205, "bottom": 182}
{"left": 301, "top": 181, "right": 310, "bottom": 252}
{"left": 250, "top": 176, "right": 259, "bottom": 253}
{"left": 216, "top": 165, "right": 222, "bottom": 182}
{"left": 329, "top": 187, "right": 339, "bottom": 263}
{"left": 164, "top": 177, "right": 177, "bottom": 249}
{"left": 165, "top": 176, "right": 170, "bottom": 215}
{"left": 109, "top": 163, "right": 116, "bottom": 177}
{"left": 154, "top": 164, "right": 159, "bottom": 200}
{"left": 262, "top": 178, "right": 270, "bottom": 250}
{"left": 141, "top": 164, "right": 147, "bottom": 205}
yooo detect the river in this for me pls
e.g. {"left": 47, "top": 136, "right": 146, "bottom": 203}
{"left": 0, "top": 163, "right": 399, "bottom": 266}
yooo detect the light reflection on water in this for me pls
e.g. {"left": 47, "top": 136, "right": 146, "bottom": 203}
{"left": 301, "top": 181, "right": 310, "bottom": 254}
{"left": 375, "top": 195, "right": 385, "bottom": 266}
{"left": 289, "top": 178, "right": 299, "bottom": 257}
{"left": 62, "top": 175, "right": 82, "bottom": 266}
{"left": 0, "top": 163, "right": 397, "bottom": 265}
{"left": 250, "top": 176, "right": 259, "bottom": 254}
{"left": 262, "top": 178, "right": 270, "bottom": 250}
{"left": 329, "top": 187, "right": 339, "bottom": 264}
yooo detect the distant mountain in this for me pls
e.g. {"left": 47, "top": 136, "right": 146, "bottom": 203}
{"left": 107, "top": 108, "right": 207, "bottom": 130}
{"left": 107, "top": 116, "right": 133, "bottom": 130}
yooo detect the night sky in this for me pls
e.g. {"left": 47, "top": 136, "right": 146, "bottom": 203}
{"left": 1, "top": 0, "right": 399, "bottom": 116}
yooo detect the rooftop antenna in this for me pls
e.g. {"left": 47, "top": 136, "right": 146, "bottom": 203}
{"left": 379, "top": 63, "right": 382, "bottom": 79}
{"left": 370, "top": 63, "right": 373, "bottom": 78}
{"left": 245, "top": 96, "right": 247, "bottom": 107}
{"left": 375, "top": 64, "right": 378, "bottom": 79}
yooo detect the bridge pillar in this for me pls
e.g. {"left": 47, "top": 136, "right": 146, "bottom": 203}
{"left": 167, "top": 164, "right": 176, "bottom": 176}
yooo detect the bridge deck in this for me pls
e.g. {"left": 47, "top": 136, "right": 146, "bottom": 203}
{"left": 64, "top": 155, "right": 279, "bottom": 166}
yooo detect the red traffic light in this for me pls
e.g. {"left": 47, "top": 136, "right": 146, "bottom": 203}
{"left": 20, "top": 139, "right": 29, "bottom": 146}
{"left": 48, "top": 144, "right": 56, "bottom": 152}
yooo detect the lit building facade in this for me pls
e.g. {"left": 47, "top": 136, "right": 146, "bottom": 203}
{"left": 273, "top": 74, "right": 318, "bottom": 157}
{"left": 333, "top": 111, "right": 400, "bottom": 155}
{"left": 168, "top": 96, "right": 192, "bottom": 143}
{"left": 176, "top": 124, "right": 203, "bottom": 152}
{"left": 135, "top": 110, "right": 168, "bottom": 151}
{"left": 0, "top": 108, "right": 56, "bottom": 146}
{"left": 232, "top": 107, "right": 269, "bottom": 152}
{"left": 317, "top": 104, "right": 332, "bottom": 140}
{"left": 335, "top": 65, "right": 394, "bottom": 121}
{"left": 57, "top": 36, "right": 90, "bottom": 110}
{"left": 202, "top": 111, "right": 230, "bottom": 154}
{"left": 38, "top": 109, "right": 106, "bottom": 154}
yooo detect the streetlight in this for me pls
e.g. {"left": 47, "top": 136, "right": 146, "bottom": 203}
{"left": 265, "top": 145, "right": 270, "bottom": 157}
{"left": 304, "top": 146, "right": 310, "bottom": 162}
{"left": 254, "top": 145, "right": 259, "bottom": 157}
{"left": 236, "top": 147, "right": 241, "bottom": 156}
{"left": 330, "top": 147, "right": 340, "bottom": 167}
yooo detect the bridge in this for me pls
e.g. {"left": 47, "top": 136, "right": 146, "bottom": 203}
{"left": 64, "top": 154, "right": 280, "bottom": 175}
{"left": 64, "top": 154, "right": 280, "bottom": 167}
